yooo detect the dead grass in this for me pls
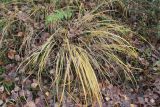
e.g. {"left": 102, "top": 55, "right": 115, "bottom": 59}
{"left": 0, "top": 0, "right": 139, "bottom": 106}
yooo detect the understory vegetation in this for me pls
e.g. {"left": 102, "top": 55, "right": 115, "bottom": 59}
{"left": 0, "top": 0, "right": 159, "bottom": 107}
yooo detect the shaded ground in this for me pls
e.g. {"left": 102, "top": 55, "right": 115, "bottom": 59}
{"left": 0, "top": 0, "right": 160, "bottom": 107}
{"left": 0, "top": 29, "right": 159, "bottom": 107}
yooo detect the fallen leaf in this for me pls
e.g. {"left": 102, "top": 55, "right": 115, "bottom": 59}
{"left": 0, "top": 86, "right": 4, "bottom": 92}
{"left": 14, "top": 86, "right": 20, "bottom": 92}
{"left": 0, "top": 61, "right": 3, "bottom": 65}
{"left": 130, "top": 104, "right": 137, "bottom": 107}
{"left": 45, "top": 91, "right": 50, "bottom": 97}
{"left": 49, "top": 69, "right": 55, "bottom": 74}
{"left": 54, "top": 103, "right": 59, "bottom": 107}
{"left": 17, "top": 32, "right": 24, "bottom": 37}
{"left": 31, "top": 83, "right": 38, "bottom": 89}
{"left": 0, "top": 93, "right": 7, "bottom": 100}
{"left": 144, "top": 97, "right": 149, "bottom": 102}
{"left": 15, "top": 55, "right": 21, "bottom": 61}
{"left": 150, "top": 98, "right": 155, "bottom": 104}
{"left": 105, "top": 97, "right": 110, "bottom": 101}
{"left": 7, "top": 49, "right": 16, "bottom": 59}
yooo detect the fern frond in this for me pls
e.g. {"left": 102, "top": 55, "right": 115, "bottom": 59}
{"left": 46, "top": 9, "right": 72, "bottom": 24}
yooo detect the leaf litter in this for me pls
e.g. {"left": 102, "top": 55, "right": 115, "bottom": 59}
{"left": 0, "top": 0, "right": 160, "bottom": 107}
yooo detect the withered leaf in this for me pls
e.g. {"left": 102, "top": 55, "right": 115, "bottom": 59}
{"left": 0, "top": 60, "right": 3, "bottom": 65}
{"left": 7, "top": 49, "right": 16, "bottom": 59}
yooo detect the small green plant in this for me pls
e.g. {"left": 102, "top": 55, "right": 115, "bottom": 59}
{"left": 46, "top": 9, "right": 73, "bottom": 24}
{"left": 19, "top": 12, "right": 138, "bottom": 107}
{"left": 3, "top": 81, "right": 15, "bottom": 93}
{"left": 0, "top": 66, "right": 5, "bottom": 75}
{"left": 0, "top": 0, "right": 141, "bottom": 106}
{"left": 0, "top": 20, "right": 6, "bottom": 31}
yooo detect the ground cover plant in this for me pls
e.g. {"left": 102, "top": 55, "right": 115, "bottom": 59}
{"left": 0, "top": 0, "right": 160, "bottom": 107}
{"left": 122, "top": 0, "right": 160, "bottom": 44}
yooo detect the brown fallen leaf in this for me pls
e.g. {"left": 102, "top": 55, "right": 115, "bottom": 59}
{"left": 0, "top": 93, "right": 7, "bottom": 101}
{"left": 0, "top": 60, "right": 3, "bottom": 65}
{"left": 7, "top": 49, "right": 16, "bottom": 60}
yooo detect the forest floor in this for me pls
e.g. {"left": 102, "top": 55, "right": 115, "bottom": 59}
{"left": 0, "top": 0, "right": 160, "bottom": 107}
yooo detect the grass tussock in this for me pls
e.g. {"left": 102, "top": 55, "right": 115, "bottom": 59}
{"left": 0, "top": 0, "right": 139, "bottom": 106}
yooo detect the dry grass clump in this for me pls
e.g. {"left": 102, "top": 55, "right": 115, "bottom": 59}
{"left": 0, "top": 0, "right": 138, "bottom": 106}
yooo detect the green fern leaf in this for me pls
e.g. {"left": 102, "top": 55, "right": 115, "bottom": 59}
{"left": 46, "top": 9, "right": 72, "bottom": 24}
